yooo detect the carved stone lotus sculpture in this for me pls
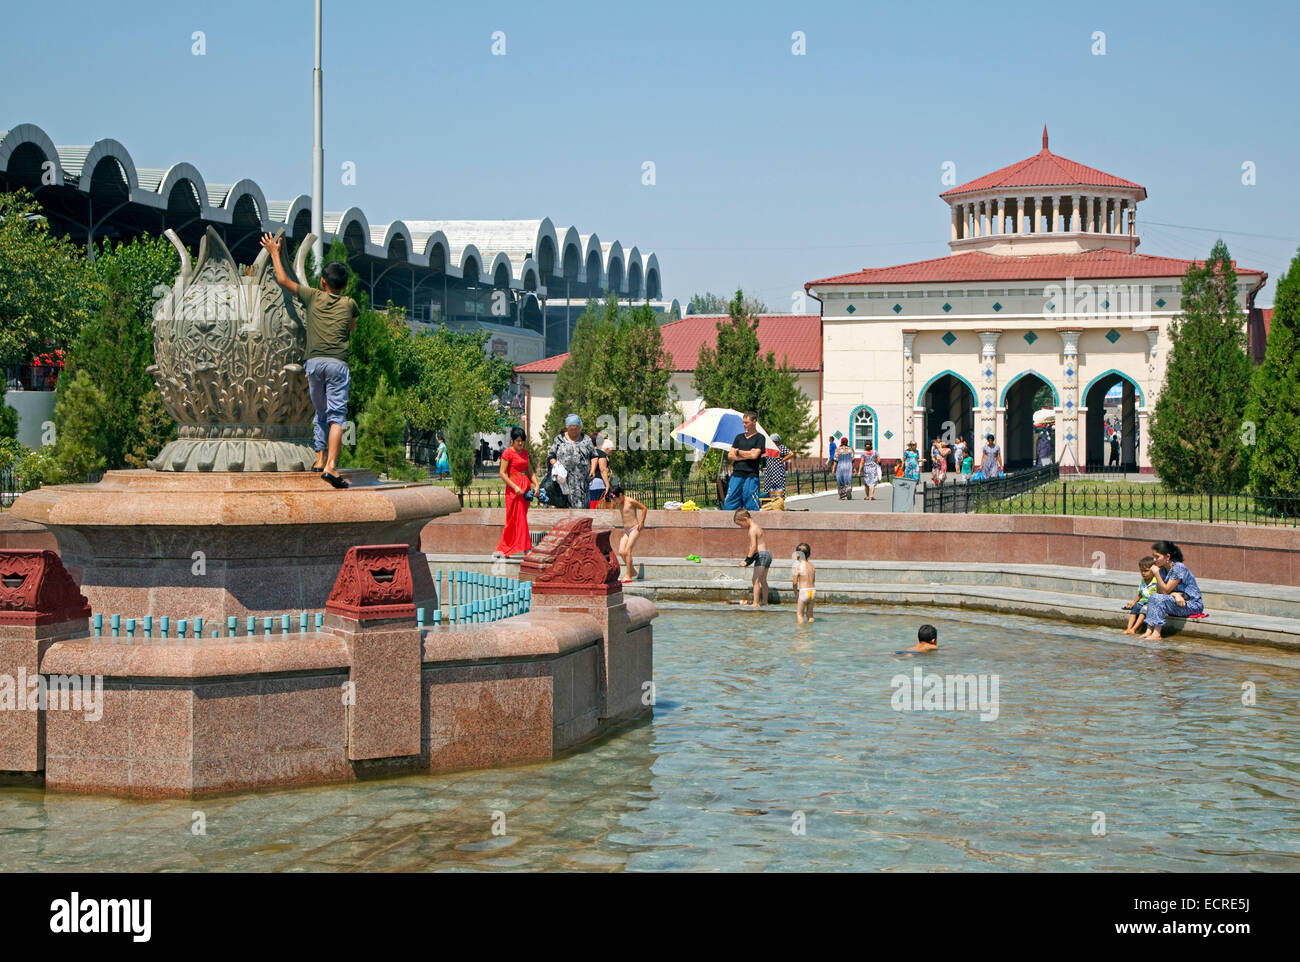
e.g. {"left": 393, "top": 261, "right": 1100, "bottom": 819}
{"left": 148, "top": 227, "right": 321, "bottom": 471}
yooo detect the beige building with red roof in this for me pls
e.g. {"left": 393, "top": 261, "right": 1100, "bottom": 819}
{"left": 806, "top": 130, "right": 1268, "bottom": 472}
{"left": 514, "top": 314, "right": 821, "bottom": 450}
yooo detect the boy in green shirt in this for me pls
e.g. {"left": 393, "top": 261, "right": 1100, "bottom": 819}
{"left": 260, "top": 233, "right": 359, "bottom": 488}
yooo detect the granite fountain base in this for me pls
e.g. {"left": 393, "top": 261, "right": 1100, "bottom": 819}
{"left": 0, "top": 518, "right": 655, "bottom": 797}
{"left": 9, "top": 469, "right": 459, "bottom": 623}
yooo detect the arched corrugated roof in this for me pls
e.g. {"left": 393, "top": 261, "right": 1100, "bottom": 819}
{"left": 0, "top": 123, "right": 664, "bottom": 294}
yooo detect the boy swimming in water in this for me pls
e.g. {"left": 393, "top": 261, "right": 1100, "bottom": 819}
{"left": 609, "top": 486, "right": 647, "bottom": 583}
{"left": 734, "top": 508, "right": 771, "bottom": 606}
{"left": 904, "top": 624, "right": 938, "bottom": 652}
{"left": 792, "top": 541, "right": 816, "bottom": 623}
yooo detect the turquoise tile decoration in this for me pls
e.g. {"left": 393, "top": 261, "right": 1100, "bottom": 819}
{"left": 846, "top": 303, "right": 856, "bottom": 314}
{"left": 992, "top": 302, "right": 1002, "bottom": 312}
{"left": 1106, "top": 329, "right": 1120, "bottom": 343}
{"left": 942, "top": 302, "right": 952, "bottom": 312}
{"left": 892, "top": 303, "right": 903, "bottom": 314}
{"left": 942, "top": 331, "right": 956, "bottom": 346}
{"left": 1024, "top": 331, "right": 1038, "bottom": 344}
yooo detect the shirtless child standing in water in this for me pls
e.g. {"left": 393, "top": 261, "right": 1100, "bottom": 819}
{"left": 792, "top": 541, "right": 816, "bottom": 623}
{"left": 734, "top": 509, "right": 771, "bottom": 606}
{"left": 609, "top": 486, "right": 647, "bottom": 583}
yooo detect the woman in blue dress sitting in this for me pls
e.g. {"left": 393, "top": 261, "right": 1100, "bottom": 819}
{"left": 1141, "top": 540, "right": 1205, "bottom": 640}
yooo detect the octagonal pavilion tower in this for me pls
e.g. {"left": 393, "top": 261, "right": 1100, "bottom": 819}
{"left": 942, "top": 127, "right": 1148, "bottom": 256}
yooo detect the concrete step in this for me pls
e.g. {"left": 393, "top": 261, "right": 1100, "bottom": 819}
{"left": 635, "top": 580, "right": 1300, "bottom": 651}
{"left": 425, "top": 555, "right": 1300, "bottom": 623}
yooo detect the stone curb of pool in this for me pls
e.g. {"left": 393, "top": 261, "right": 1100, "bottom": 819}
{"left": 426, "top": 555, "right": 1300, "bottom": 652}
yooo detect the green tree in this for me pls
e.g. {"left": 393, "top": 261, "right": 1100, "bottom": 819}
{"left": 694, "top": 291, "right": 766, "bottom": 413}
{"left": 688, "top": 291, "right": 767, "bottom": 315}
{"left": 352, "top": 374, "right": 423, "bottom": 480}
{"left": 1149, "top": 240, "right": 1252, "bottom": 490}
{"left": 124, "top": 388, "right": 174, "bottom": 469}
{"left": 63, "top": 235, "right": 180, "bottom": 467}
{"left": 0, "top": 190, "right": 97, "bottom": 365}
{"left": 759, "top": 357, "right": 818, "bottom": 456}
{"left": 587, "top": 302, "right": 678, "bottom": 475}
{"left": 444, "top": 395, "right": 476, "bottom": 501}
{"left": 0, "top": 401, "right": 18, "bottom": 440}
{"left": 400, "top": 326, "right": 513, "bottom": 437}
{"left": 50, "top": 371, "right": 109, "bottom": 481}
{"left": 693, "top": 290, "right": 817, "bottom": 457}
{"left": 1245, "top": 248, "right": 1300, "bottom": 497}
{"left": 542, "top": 298, "right": 616, "bottom": 443}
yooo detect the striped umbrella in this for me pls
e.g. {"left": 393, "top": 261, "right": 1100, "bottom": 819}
{"left": 672, "top": 407, "right": 780, "bottom": 456}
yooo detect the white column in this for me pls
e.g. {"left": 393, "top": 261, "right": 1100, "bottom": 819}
{"left": 977, "top": 330, "right": 1001, "bottom": 443}
{"left": 1073, "top": 194, "right": 1083, "bottom": 232}
{"left": 1137, "top": 409, "right": 1150, "bottom": 471}
{"left": 1143, "top": 327, "right": 1159, "bottom": 405}
{"left": 951, "top": 205, "right": 960, "bottom": 241}
{"left": 902, "top": 331, "right": 917, "bottom": 452}
{"left": 1085, "top": 195, "right": 1094, "bottom": 233}
{"left": 1059, "top": 329, "right": 1081, "bottom": 469}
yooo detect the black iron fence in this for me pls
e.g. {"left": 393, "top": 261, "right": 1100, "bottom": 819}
{"left": 1, "top": 468, "right": 103, "bottom": 508}
{"left": 0, "top": 468, "right": 34, "bottom": 508}
{"left": 446, "top": 466, "right": 838, "bottom": 511}
{"left": 923, "top": 463, "right": 1059, "bottom": 513}
{"left": 979, "top": 483, "right": 1300, "bottom": 526}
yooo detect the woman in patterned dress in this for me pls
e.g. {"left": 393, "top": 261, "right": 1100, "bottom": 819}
{"left": 834, "top": 439, "right": 857, "bottom": 499}
{"left": 859, "top": 441, "right": 882, "bottom": 500}
{"left": 903, "top": 442, "right": 921, "bottom": 481}
{"left": 1141, "top": 541, "right": 1205, "bottom": 640}
{"left": 546, "top": 414, "right": 597, "bottom": 509}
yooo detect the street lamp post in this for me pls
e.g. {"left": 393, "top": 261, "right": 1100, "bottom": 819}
{"left": 311, "top": 0, "right": 324, "bottom": 268}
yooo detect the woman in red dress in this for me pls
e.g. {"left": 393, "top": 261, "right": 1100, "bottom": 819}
{"left": 495, "top": 426, "right": 536, "bottom": 557}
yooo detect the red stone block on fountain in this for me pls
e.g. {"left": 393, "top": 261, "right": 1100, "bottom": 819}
{"left": 325, "top": 545, "right": 422, "bottom": 761}
{"left": 0, "top": 550, "right": 92, "bottom": 774}
{"left": 519, "top": 517, "right": 654, "bottom": 722}
{"left": 520, "top": 517, "right": 621, "bottom": 596}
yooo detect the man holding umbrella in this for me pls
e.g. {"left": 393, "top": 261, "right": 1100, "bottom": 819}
{"left": 723, "top": 411, "right": 766, "bottom": 511}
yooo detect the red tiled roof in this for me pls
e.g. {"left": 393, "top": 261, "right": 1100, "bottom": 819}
{"left": 807, "top": 249, "right": 1265, "bottom": 288}
{"left": 940, "top": 130, "right": 1146, "bottom": 200}
{"left": 514, "top": 314, "right": 821, "bottom": 374}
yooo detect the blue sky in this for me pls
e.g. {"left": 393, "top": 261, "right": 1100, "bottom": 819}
{"left": 3, "top": 0, "right": 1297, "bottom": 305}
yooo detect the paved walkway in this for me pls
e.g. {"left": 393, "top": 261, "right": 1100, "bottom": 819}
{"left": 787, "top": 484, "right": 919, "bottom": 513}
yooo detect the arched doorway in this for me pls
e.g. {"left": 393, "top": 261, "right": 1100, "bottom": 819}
{"left": 1002, "top": 371, "right": 1057, "bottom": 471}
{"left": 1084, "top": 370, "right": 1141, "bottom": 469}
{"left": 921, "top": 372, "right": 975, "bottom": 469}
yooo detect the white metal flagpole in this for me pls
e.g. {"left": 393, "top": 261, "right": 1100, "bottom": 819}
{"left": 311, "top": 0, "right": 324, "bottom": 268}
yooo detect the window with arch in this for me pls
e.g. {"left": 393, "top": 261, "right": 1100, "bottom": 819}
{"left": 851, "top": 406, "right": 877, "bottom": 450}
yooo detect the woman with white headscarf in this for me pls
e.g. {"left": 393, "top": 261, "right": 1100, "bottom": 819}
{"left": 547, "top": 413, "right": 597, "bottom": 508}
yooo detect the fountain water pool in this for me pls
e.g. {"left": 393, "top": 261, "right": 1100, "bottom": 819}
{"left": 2, "top": 605, "right": 1296, "bottom": 871}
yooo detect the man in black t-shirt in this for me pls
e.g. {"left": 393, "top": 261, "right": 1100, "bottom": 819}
{"left": 722, "top": 411, "right": 765, "bottom": 511}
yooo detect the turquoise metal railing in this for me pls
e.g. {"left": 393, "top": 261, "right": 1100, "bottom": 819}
{"left": 88, "top": 571, "right": 533, "bottom": 639}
